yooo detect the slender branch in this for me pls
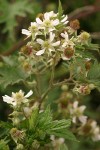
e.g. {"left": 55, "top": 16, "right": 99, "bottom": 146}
{"left": 91, "top": 32, "right": 100, "bottom": 39}
{"left": 68, "top": 5, "right": 100, "bottom": 20}
{"left": 0, "top": 37, "right": 30, "bottom": 56}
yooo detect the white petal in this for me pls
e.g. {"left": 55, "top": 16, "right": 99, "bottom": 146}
{"left": 2, "top": 95, "right": 12, "bottom": 102}
{"left": 61, "top": 15, "right": 68, "bottom": 22}
{"left": 2, "top": 95, "right": 16, "bottom": 106}
{"left": 36, "top": 39, "right": 44, "bottom": 45}
{"left": 62, "top": 42, "right": 67, "bottom": 48}
{"left": 92, "top": 134, "right": 100, "bottom": 141}
{"left": 25, "top": 90, "right": 33, "bottom": 98}
{"left": 79, "top": 105, "right": 86, "bottom": 112}
{"left": 79, "top": 116, "right": 87, "bottom": 124}
{"left": 64, "top": 21, "right": 69, "bottom": 25}
{"left": 61, "top": 54, "right": 70, "bottom": 60}
{"left": 52, "top": 41, "right": 60, "bottom": 46}
{"left": 61, "top": 33, "right": 65, "bottom": 38}
{"left": 36, "top": 18, "right": 43, "bottom": 24}
{"left": 49, "top": 48, "right": 54, "bottom": 52}
{"left": 73, "top": 101, "right": 78, "bottom": 109}
{"left": 53, "top": 19, "right": 59, "bottom": 26}
{"left": 91, "top": 121, "right": 97, "bottom": 128}
{"left": 36, "top": 49, "right": 45, "bottom": 55}
{"left": 72, "top": 116, "right": 76, "bottom": 123}
{"left": 22, "top": 29, "right": 31, "bottom": 36}
{"left": 44, "top": 12, "right": 50, "bottom": 20}
{"left": 50, "top": 32, "right": 55, "bottom": 42}
{"left": 31, "top": 22, "right": 37, "bottom": 26}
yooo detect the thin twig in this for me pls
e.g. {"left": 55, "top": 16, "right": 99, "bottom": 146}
{"left": 0, "top": 37, "right": 30, "bottom": 56}
{"left": 68, "top": 5, "right": 100, "bottom": 20}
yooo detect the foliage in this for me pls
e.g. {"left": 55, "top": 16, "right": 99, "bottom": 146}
{"left": 0, "top": 0, "right": 100, "bottom": 150}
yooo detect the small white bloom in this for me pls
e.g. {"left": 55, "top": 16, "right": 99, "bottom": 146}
{"left": 36, "top": 11, "right": 59, "bottom": 32}
{"left": 90, "top": 121, "right": 100, "bottom": 141}
{"left": 2, "top": 90, "right": 33, "bottom": 107}
{"left": 36, "top": 32, "right": 60, "bottom": 56}
{"left": 69, "top": 101, "right": 87, "bottom": 124}
{"left": 61, "top": 31, "right": 75, "bottom": 48}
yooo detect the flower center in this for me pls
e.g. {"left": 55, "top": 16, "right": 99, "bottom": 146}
{"left": 44, "top": 20, "right": 52, "bottom": 27}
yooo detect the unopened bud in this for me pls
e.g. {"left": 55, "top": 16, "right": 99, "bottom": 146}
{"left": 70, "top": 19, "right": 80, "bottom": 30}
{"left": 16, "top": 144, "right": 24, "bottom": 150}
{"left": 61, "top": 84, "right": 68, "bottom": 91}
{"left": 32, "top": 140, "right": 40, "bottom": 149}
{"left": 89, "top": 84, "right": 95, "bottom": 90}
{"left": 64, "top": 47, "right": 74, "bottom": 59}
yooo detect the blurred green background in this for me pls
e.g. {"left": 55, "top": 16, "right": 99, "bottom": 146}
{"left": 0, "top": 0, "right": 100, "bottom": 149}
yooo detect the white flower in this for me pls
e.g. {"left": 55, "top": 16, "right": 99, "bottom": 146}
{"left": 36, "top": 11, "right": 59, "bottom": 32}
{"left": 22, "top": 22, "right": 40, "bottom": 39}
{"left": 90, "top": 121, "right": 100, "bottom": 141}
{"left": 2, "top": 90, "right": 33, "bottom": 106}
{"left": 69, "top": 101, "right": 87, "bottom": 124}
{"left": 36, "top": 32, "right": 60, "bottom": 56}
{"left": 61, "top": 31, "right": 75, "bottom": 48}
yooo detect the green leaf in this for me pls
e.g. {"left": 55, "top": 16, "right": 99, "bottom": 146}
{"left": 0, "top": 140, "right": 10, "bottom": 150}
{"left": 87, "top": 60, "right": 100, "bottom": 80}
{"left": 58, "top": 0, "right": 63, "bottom": 19}
{"left": 48, "top": 129, "right": 77, "bottom": 141}
{"left": 60, "top": 144, "right": 68, "bottom": 150}
{"left": 48, "top": 119, "right": 71, "bottom": 131}
{"left": 0, "top": 121, "right": 12, "bottom": 138}
{"left": 29, "top": 108, "right": 39, "bottom": 131}
{"left": 0, "top": 56, "right": 29, "bottom": 89}
{"left": 37, "top": 106, "right": 52, "bottom": 129}
{"left": 0, "top": 0, "right": 34, "bottom": 39}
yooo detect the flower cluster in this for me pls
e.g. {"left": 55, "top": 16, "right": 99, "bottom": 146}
{"left": 58, "top": 85, "right": 100, "bottom": 142}
{"left": 21, "top": 11, "right": 90, "bottom": 61}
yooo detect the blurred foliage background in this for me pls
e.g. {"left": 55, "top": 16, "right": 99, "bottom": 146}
{"left": 0, "top": 0, "right": 100, "bottom": 149}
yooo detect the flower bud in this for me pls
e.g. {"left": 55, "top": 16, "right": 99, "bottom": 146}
{"left": 79, "top": 32, "right": 90, "bottom": 43}
{"left": 89, "top": 84, "right": 95, "bottom": 90}
{"left": 32, "top": 140, "right": 40, "bottom": 149}
{"left": 85, "top": 60, "right": 91, "bottom": 71}
{"left": 23, "top": 61, "right": 31, "bottom": 72}
{"left": 21, "top": 45, "right": 32, "bottom": 55}
{"left": 18, "top": 56, "right": 25, "bottom": 62}
{"left": 13, "top": 117, "right": 20, "bottom": 126}
{"left": 16, "top": 144, "right": 24, "bottom": 150}
{"left": 70, "top": 19, "right": 80, "bottom": 30}
{"left": 61, "top": 84, "right": 68, "bottom": 91}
